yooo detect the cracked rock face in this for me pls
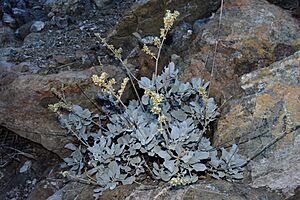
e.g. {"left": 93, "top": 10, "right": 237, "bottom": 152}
{"left": 215, "top": 51, "right": 300, "bottom": 197}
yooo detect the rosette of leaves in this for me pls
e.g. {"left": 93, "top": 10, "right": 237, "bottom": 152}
{"left": 57, "top": 63, "right": 245, "bottom": 198}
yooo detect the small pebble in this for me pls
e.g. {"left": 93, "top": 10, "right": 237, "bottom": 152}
{"left": 30, "top": 21, "right": 45, "bottom": 32}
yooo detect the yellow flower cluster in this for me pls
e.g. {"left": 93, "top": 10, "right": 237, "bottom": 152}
{"left": 48, "top": 101, "right": 72, "bottom": 113}
{"left": 94, "top": 33, "right": 123, "bottom": 59}
{"left": 151, "top": 106, "right": 161, "bottom": 115}
{"left": 114, "top": 47, "right": 123, "bottom": 60}
{"left": 107, "top": 79, "right": 116, "bottom": 92}
{"left": 61, "top": 171, "right": 70, "bottom": 177}
{"left": 198, "top": 87, "right": 208, "bottom": 106}
{"left": 153, "top": 37, "right": 161, "bottom": 48}
{"left": 142, "top": 10, "right": 179, "bottom": 60}
{"left": 145, "top": 89, "right": 164, "bottom": 115}
{"left": 118, "top": 77, "right": 130, "bottom": 98}
{"left": 142, "top": 45, "right": 156, "bottom": 59}
{"left": 92, "top": 72, "right": 108, "bottom": 86}
{"left": 92, "top": 73, "right": 129, "bottom": 100}
{"left": 160, "top": 10, "right": 180, "bottom": 39}
{"left": 158, "top": 115, "right": 167, "bottom": 124}
{"left": 92, "top": 72, "right": 116, "bottom": 93}
{"left": 169, "top": 177, "right": 192, "bottom": 186}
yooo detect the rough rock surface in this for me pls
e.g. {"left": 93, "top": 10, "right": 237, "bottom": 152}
{"left": 182, "top": 0, "right": 300, "bottom": 103}
{"left": 0, "top": 61, "right": 129, "bottom": 158}
{"left": 0, "top": 127, "right": 62, "bottom": 200}
{"left": 109, "top": 0, "right": 221, "bottom": 51}
{"left": 44, "top": 0, "right": 93, "bottom": 16}
{"left": 0, "top": 0, "right": 134, "bottom": 157}
{"left": 0, "top": 25, "right": 19, "bottom": 47}
{"left": 0, "top": 69, "right": 95, "bottom": 157}
{"left": 108, "top": 0, "right": 221, "bottom": 83}
{"left": 111, "top": 0, "right": 220, "bottom": 36}
{"left": 0, "top": 0, "right": 222, "bottom": 158}
{"left": 1, "top": 0, "right": 300, "bottom": 198}
{"left": 47, "top": 180, "right": 282, "bottom": 200}
{"left": 92, "top": 0, "right": 113, "bottom": 8}
{"left": 267, "top": 0, "right": 300, "bottom": 10}
{"left": 215, "top": 51, "right": 300, "bottom": 196}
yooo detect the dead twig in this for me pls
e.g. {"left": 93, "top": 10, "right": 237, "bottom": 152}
{"left": 208, "top": 0, "right": 224, "bottom": 97}
{"left": 56, "top": 62, "right": 76, "bottom": 69}
{"left": 153, "top": 185, "right": 172, "bottom": 200}
{"left": 76, "top": 83, "right": 102, "bottom": 113}
{"left": 240, "top": 125, "right": 300, "bottom": 168}
{"left": 212, "top": 128, "right": 270, "bottom": 151}
{"left": 1, "top": 145, "right": 35, "bottom": 160}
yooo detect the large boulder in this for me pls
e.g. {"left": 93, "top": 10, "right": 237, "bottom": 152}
{"left": 107, "top": 0, "right": 221, "bottom": 83}
{"left": 0, "top": 63, "right": 127, "bottom": 158}
{"left": 109, "top": 0, "right": 221, "bottom": 51}
{"left": 215, "top": 51, "right": 300, "bottom": 196}
{"left": 112, "top": 0, "right": 221, "bottom": 35}
{"left": 46, "top": 180, "right": 282, "bottom": 200}
{"left": 180, "top": 0, "right": 300, "bottom": 196}
{"left": 0, "top": 69, "right": 96, "bottom": 157}
{"left": 181, "top": 0, "right": 300, "bottom": 103}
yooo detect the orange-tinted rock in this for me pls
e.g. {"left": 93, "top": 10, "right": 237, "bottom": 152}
{"left": 0, "top": 69, "right": 97, "bottom": 157}
{"left": 215, "top": 51, "right": 300, "bottom": 197}
{"left": 182, "top": 0, "right": 300, "bottom": 103}
{"left": 0, "top": 63, "right": 129, "bottom": 158}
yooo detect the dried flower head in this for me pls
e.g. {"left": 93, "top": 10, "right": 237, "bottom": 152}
{"left": 158, "top": 115, "right": 167, "bottom": 124}
{"left": 142, "top": 45, "right": 156, "bottom": 59}
{"left": 154, "top": 37, "right": 161, "bottom": 48}
{"left": 48, "top": 102, "right": 72, "bottom": 113}
{"left": 145, "top": 89, "right": 164, "bottom": 115}
{"left": 92, "top": 72, "right": 108, "bottom": 87}
{"left": 117, "top": 77, "right": 130, "bottom": 98}
{"left": 169, "top": 177, "right": 192, "bottom": 186}
{"left": 160, "top": 10, "right": 180, "bottom": 39}
{"left": 198, "top": 87, "right": 208, "bottom": 106}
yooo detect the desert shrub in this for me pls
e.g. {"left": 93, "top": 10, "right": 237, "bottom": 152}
{"left": 50, "top": 10, "right": 245, "bottom": 198}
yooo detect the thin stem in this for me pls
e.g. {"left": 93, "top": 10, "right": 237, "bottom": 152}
{"left": 154, "top": 38, "right": 165, "bottom": 81}
{"left": 142, "top": 155, "right": 156, "bottom": 179}
{"left": 76, "top": 83, "right": 102, "bottom": 112}
{"left": 153, "top": 185, "right": 172, "bottom": 200}
{"left": 67, "top": 174, "right": 99, "bottom": 186}
{"left": 86, "top": 173, "right": 98, "bottom": 184}
{"left": 67, "top": 126, "right": 89, "bottom": 147}
{"left": 118, "top": 58, "right": 145, "bottom": 111}
{"left": 208, "top": 0, "right": 224, "bottom": 97}
{"left": 91, "top": 120, "right": 109, "bottom": 132}
{"left": 96, "top": 36, "right": 144, "bottom": 110}
{"left": 1, "top": 146, "right": 35, "bottom": 160}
